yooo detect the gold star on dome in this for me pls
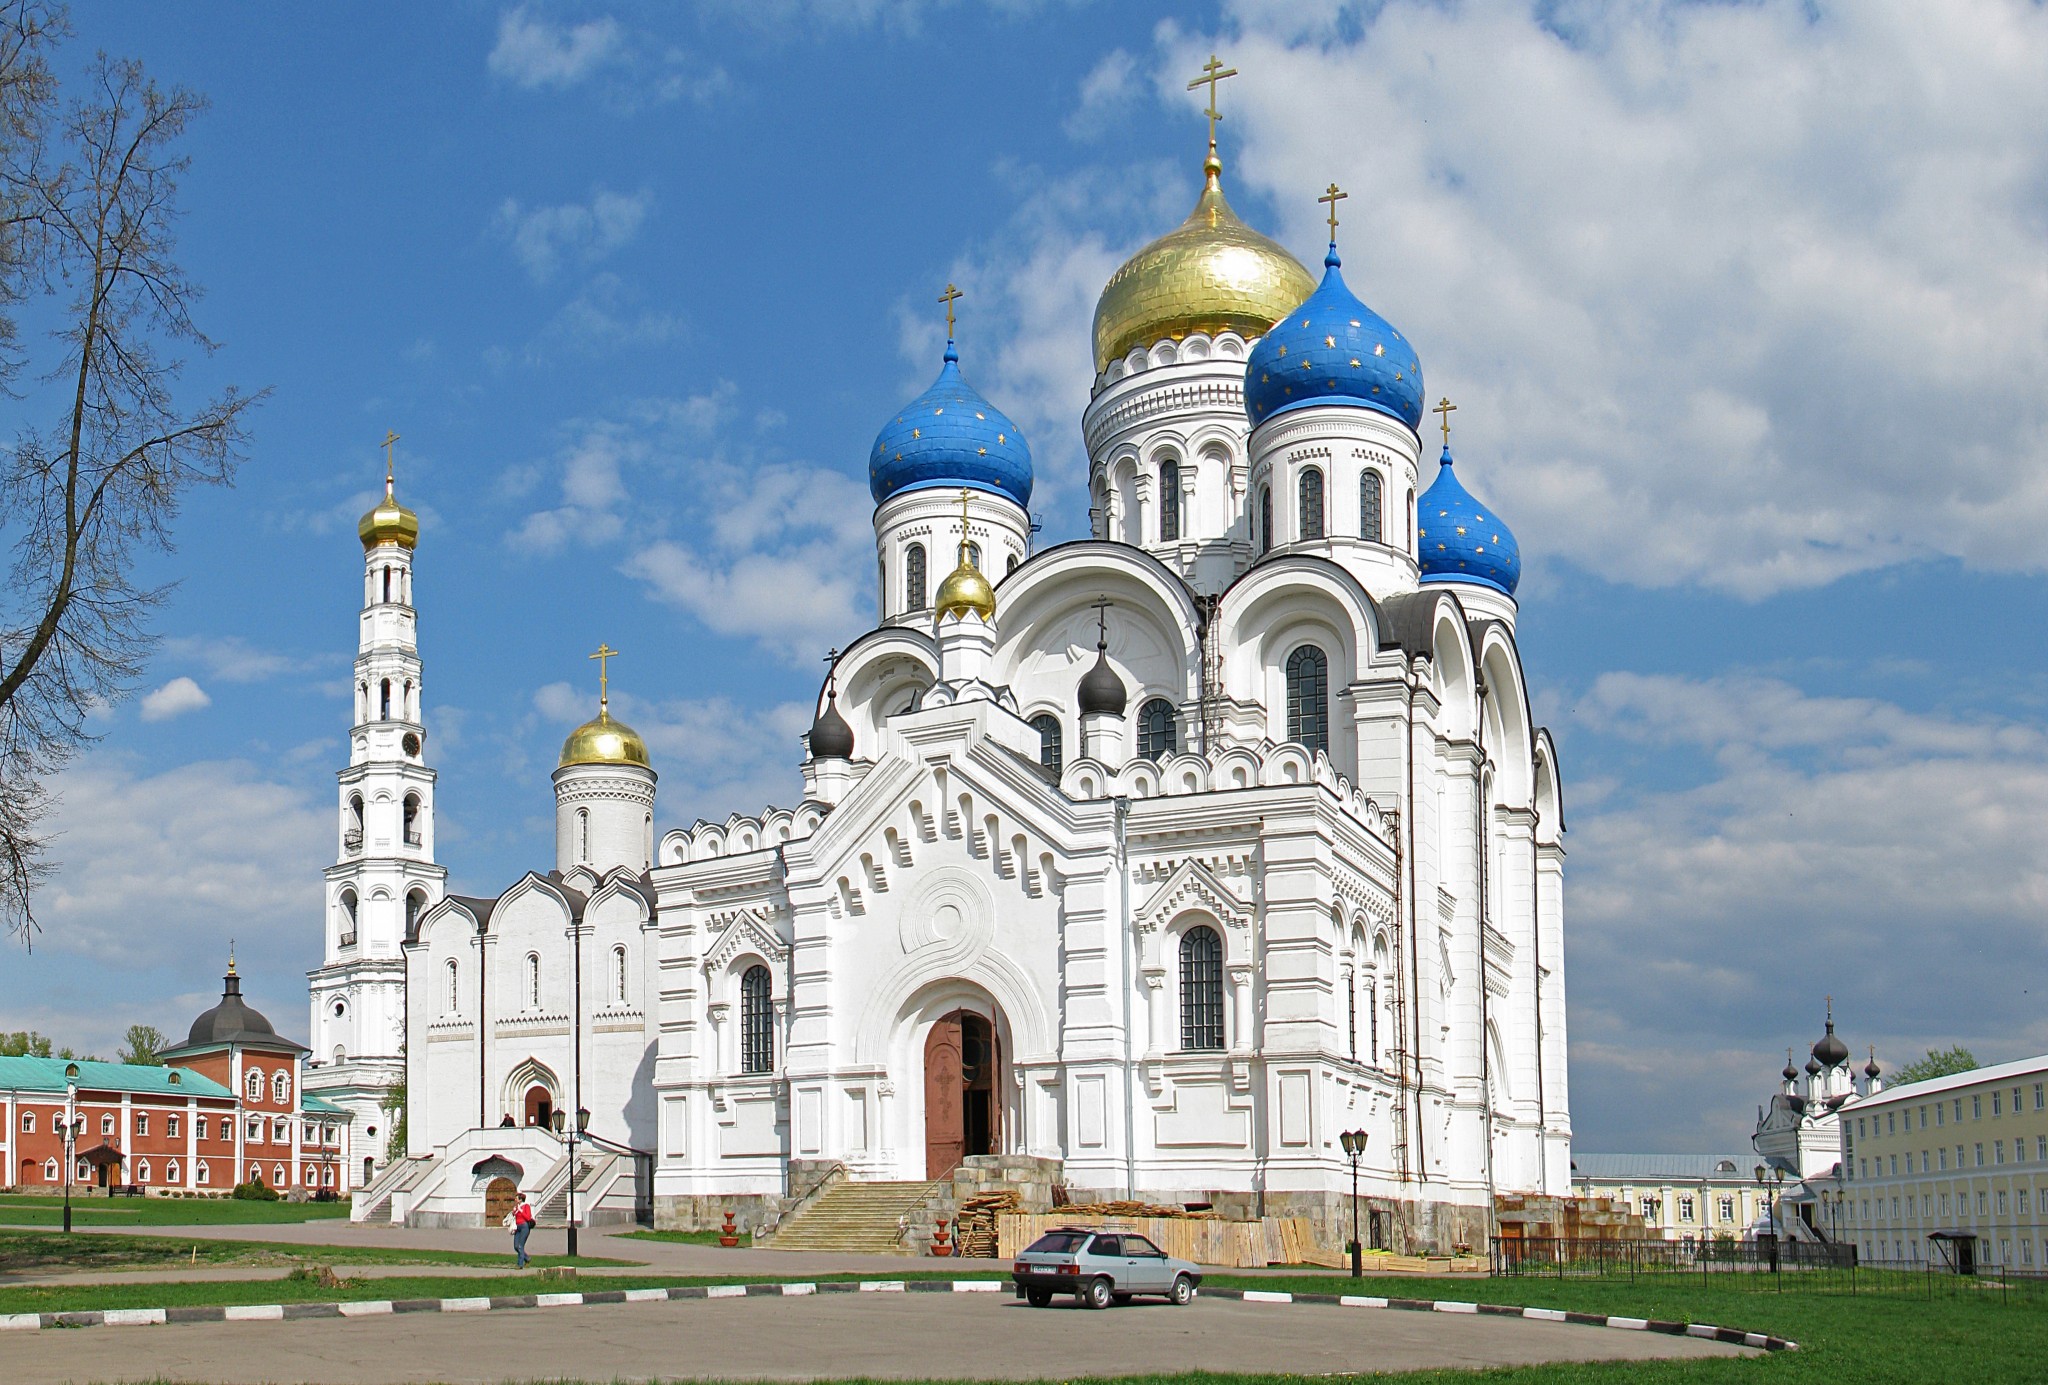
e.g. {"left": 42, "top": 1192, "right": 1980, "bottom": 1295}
{"left": 1324, "top": 335, "right": 1335, "bottom": 348}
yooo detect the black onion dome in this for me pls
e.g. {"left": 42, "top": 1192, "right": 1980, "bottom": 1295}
{"left": 184, "top": 969, "right": 278, "bottom": 1048}
{"left": 1782, "top": 1057, "right": 1799, "bottom": 1082}
{"left": 1805, "top": 1056, "right": 1823, "bottom": 1077}
{"left": 1865, "top": 1051, "right": 1882, "bottom": 1080}
{"left": 1077, "top": 645, "right": 1128, "bottom": 717}
{"left": 1813, "top": 1019, "right": 1850, "bottom": 1068}
{"left": 809, "top": 691, "right": 854, "bottom": 760}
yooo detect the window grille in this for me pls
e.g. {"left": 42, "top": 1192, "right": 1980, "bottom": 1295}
{"left": 906, "top": 544, "right": 927, "bottom": 611}
{"left": 1361, "top": 471, "right": 1383, "bottom": 543}
{"left": 1286, "top": 645, "right": 1329, "bottom": 753}
{"left": 1160, "top": 459, "right": 1180, "bottom": 541}
{"left": 1030, "top": 714, "right": 1063, "bottom": 776}
{"left": 1137, "top": 699, "right": 1177, "bottom": 760}
{"left": 1298, "top": 467, "right": 1324, "bottom": 540}
{"left": 1179, "top": 926, "right": 1225, "bottom": 1051}
{"left": 741, "top": 965, "right": 774, "bottom": 1074}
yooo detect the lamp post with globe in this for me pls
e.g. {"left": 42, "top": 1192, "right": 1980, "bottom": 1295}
{"left": 56, "top": 1063, "right": 84, "bottom": 1234}
{"left": 1339, "top": 1129, "right": 1369, "bottom": 1277}
{"left": 552, "top": 1106, "right": 591, "bottom": 1258}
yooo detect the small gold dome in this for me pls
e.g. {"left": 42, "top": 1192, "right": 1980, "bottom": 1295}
{"left": 358, "top": 484, "right": 419, "bottom": 551}
{"left": 558, "top": 709, "right": 651, "bottom": 770}
{"left": 933, "top": 558, "right": 995, "bottom": 622}
{"left": 1091, "top": 154, "right": 1316, "bottom": 375}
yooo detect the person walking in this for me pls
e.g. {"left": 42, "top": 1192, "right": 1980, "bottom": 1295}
{"left": 509, "top": 1193, "right": 536, "bottom": 1268}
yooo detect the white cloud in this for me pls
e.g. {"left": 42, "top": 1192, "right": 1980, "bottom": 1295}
{"left": 138, "top": 676, "right": 212, "bottom": 722}
{"left": 487, "top": 6, "right": 624, "bottom": 89}
{"left": 1122, "top": 0, "right": 2048, "bottom": 598}
{"left": 158, "top": 635, "right": 322, "bottom": 685}
{"left": 1064, "top": 49, "right": 1139, "bottom": 140}
{"left": 494, "top": 189, "right": 651, "bottom": 283}
{"left": 534, "top": 683, "right": 807, "bottom": 825}
{"left": 530, "top": 272, "right": 684, "bottom": 356}
{"left": 1560, "top": 672, "right": 2048, "bottom": 1148}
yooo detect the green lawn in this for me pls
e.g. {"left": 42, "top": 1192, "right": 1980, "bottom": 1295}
{"left": 0, "top": 1229, "right": 631, "bottom": 1274}
{"left": 0, "top": 1193, "right": 351, "bottom": 1226}
{"left": 618, "top": 1228, "right": 728, "bottom": 1247}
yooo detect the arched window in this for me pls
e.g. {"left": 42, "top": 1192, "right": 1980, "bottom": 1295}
{"left": 1030, "top": 713, "right": 1063, "bottom": 776}
{"left": 612, "top": 944, "right": 628, "bottom": 1005}
{"left": 1346, "top": 968, "right": 1357, "bottom": 1059}
{"left": 196, "top": 1159, "right": 210, "bottom": 1183}
{"left": 526, "top": 953, "right": 542, "bottom": 1010}
{"left": 443, "top": 958, "right": 458, "bottom": 1013}
{"left": 905, "top": 543, "right": 927, "bottom": 611}
{"left": 137, "top": 1157, "right": 151, "bottom": 1183}
{"left": 406, "top": 889, "right": 426, "bottom": 937}
{"left": 274, "top": 1163, "right": 286, "bottom": 1186}
{"left": 380, "top": 679, "right": 392, "bottom": 720}
{"left": 43, "top": 1158, "right": 58, "bottom": 1182}
{"left": 382, "top": 566, "right": 392, "bottom": 603}
{"left": 403, "top": 679, "right": 414, "bottom": 720}
{"left": 740, "top": 965, "right": 773, "bottom": 1074}
{"left": 347, "top": 794, "right": 364, "bottom": 839}
{"left": 1299, "top": 467, "right": 1324, "bottom": 541}
{"left": 1366, "top": 977, "right": 1379, "bottom": 1064}
{"left": 1137, "top": 698, "right": 1177, "bottom": 761}
{"left": 1159, "top": 458, "right": 1180, "bottom": 542}
{"left": 1361, "top": 471, "right": 1383, "bottom": 544}
{"left": 1260, "top": 486, "right": 1273, "bottom": 552}
{"left": 19, "top": 1112, "right": 32, "bottom": 1133}
{"left": 273, "top": 1071, "right": 291, "bottom": 1104}
{"left": 403, "top": 794, "right": 421, "bottom": 846}
{"left": 574, "top": 808, "right": 589, "bottom": 863}
{"left": 167, "top": 1159, "right": 180, "bottom": 1183}
{"left": 1179, "top": 926, "right": 1225, "bottom": 1051}
{"left": 1286, "top": 645, "right": 1329, "bottom": 754}
{"left": 965, "top": 541, "right": 982, "bottom": 571}
{"left": 339, "top": 890, "right": 358, "bottom": 943}
{"left": 1404, "top": 488, "right": 1414, "bottom": 546}
{"left": 332, "top": 1045, "right": 346, "bottom": 1066}
{"left": 245, "top": 1069, "right": 264, "bottom": 1101}
{"left": 1006, "top": 554, "right": 1019, "bottom": 576}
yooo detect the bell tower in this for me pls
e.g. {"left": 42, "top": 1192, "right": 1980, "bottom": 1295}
{"left": 305, "top": 433, "right": 448, "bottom": 1175}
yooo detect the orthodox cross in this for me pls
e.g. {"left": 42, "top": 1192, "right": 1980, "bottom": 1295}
{"left": 1433, "top": 397, "right": 1457, "bottom": 449}
{"left": 1090, "top": 596, "right": 1114, "bottom": 648}
{"left": 589, "top": 643, "right": 618, "bottom": 710}
{"left": 938, "top": 283, "right": 963, "bottom": 340}
{"left": 381, "top": 429, "right": 401, "bottom": 491}
{"left": 1319, "top": 182, "right": 1347, "bottom": 242}
{"left": 956, "top": 489, "right": 974, "bottom": 563}
{"left": 228, "top": 938, "right": 237, "bottom": 976}
{"left": 823, "top": 647, "right": 840, "bottom": 697}
{"left": 1187, "top": 54, "right": 1238, "bottom": 151}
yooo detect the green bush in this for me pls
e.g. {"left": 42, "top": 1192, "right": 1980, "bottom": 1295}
{"left": 231, "top": 1179, "right": 279, "bottom": 1202}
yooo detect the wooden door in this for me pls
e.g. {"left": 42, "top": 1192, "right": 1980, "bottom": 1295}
{"left": 524, "top": 1086, "right": 553, "bottom": 1128}
{"left": 925, "top": 1012, "right": 965, "bottom": 1180}
{"left": 484, "top": 1176, "right": 519, "bottom": 1225}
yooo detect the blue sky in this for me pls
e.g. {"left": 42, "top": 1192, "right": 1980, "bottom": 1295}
{"left": 4, "top": 0, "right": 2047, "bottom": 1155}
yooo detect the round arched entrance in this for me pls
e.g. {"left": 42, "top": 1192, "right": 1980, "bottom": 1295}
{"left": 923, "top": 1007, "right": 1002, "bottom": 1180}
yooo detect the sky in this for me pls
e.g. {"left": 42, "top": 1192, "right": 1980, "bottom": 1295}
{"left": 3, "top": 0, "right": 2046, "bottom": 1156}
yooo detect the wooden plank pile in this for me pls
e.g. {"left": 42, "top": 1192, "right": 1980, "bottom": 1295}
{"left": 953, "top": 1189, "right": 1020, "bottom": 1257}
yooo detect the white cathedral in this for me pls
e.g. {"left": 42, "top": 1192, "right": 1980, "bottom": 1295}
{"left": 309, "top": 117, "right": 1572, "bottom": 1252}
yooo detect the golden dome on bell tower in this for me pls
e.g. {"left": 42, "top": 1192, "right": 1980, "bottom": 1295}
{"left": 359, "top": 430, "right": 420, "bottom": 550}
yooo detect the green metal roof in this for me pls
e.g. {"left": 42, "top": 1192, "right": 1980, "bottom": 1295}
{"left": 300, "top": 1093, "right": 348, "bottom": 1116}
{"left": 0, "top": 1055, "right": 233, "bottom": 1099}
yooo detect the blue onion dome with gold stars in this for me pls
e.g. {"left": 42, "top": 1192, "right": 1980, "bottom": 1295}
{"left": 1244, "top": 244, "right": 1423, "bottom": 432}
{"left": 868, "top": 341, "right": 1033, "bottom": 510}
{"left": 1417, "top": 446, "right": 1521, "bottom": 596}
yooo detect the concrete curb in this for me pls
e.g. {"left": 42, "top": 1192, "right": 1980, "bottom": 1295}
{"left": 0, "top": 1280, "right": 1799, "bottom": 1352}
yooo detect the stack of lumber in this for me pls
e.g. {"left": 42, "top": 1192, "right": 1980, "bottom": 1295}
{"left": 1056, "top": 1199, "right": 1221, "bottom": 1220}
{"left": 953, "top": 1189, "right": 1020, "bottom": 1257}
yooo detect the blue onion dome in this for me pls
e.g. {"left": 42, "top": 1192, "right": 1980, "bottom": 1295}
{"left": 1417, "top": 446, "right": 1521, "bottom": 596}
{"left": 1244, "top": 245, "right": 1423, "bottom": 431}
{"left": 869, "top": 341, "right": 1033, "bottom": 509}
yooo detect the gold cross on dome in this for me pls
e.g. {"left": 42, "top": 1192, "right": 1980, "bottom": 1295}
{"left": 956, "top": 489, "right": 974, "bottom": 564}
{"left": 938, "top": 282, "right": 963, "bottom": 339}
{"left": 589, "top": 643, "right": 619, "bottom": 709}
{"left": 1319, "top": 182, "right": 1347, "bottom": 242}
{"left": 1187, "top": 54, "right": 1238, "bottom": 151}
{"left": 1433, "top": 396, "right": 1457, "bottom": 448}
{"left": 381, "top": 429, "right": 401, "bottom": 493}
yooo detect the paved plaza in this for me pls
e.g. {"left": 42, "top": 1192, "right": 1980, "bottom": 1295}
{"left": 0, "top": 1286, "right": 1751, "bottom": 1384}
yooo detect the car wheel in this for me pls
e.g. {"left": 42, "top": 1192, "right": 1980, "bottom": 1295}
{"left": 1082, "top": 1277, "right": 1113, "bottom": 1310}
{"left": 1027, "top": 1288, "right": 1053, "bottom": 1308}
{"left": 1169, "top": 1274, "right": 1195, "bottom": 1306}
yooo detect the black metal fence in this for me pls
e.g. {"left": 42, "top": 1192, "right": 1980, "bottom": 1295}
{"left": 1490, "top": 1238, "right": 2048, "bottom": 1302}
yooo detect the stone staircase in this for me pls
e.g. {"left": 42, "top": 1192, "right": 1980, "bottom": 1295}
{"left": 761, "top": 1179, "right": 942, "bottom": 1254}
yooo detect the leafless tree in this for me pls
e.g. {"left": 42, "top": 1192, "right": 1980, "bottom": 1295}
{"left": 0, "top": 2, "right": 262, "bottom": 943}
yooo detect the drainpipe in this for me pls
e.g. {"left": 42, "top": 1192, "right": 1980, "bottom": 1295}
{"left": 1476, "top": 678, "right": 1497, "bottom": 1212}
{"left": 1405, "top": 659, "right": 1426, "bottom": 1184}
{"left": 1116, "top": 796, "right": 1137, "bottom": 1201}
{"left": 477, "top": 922, "right": 487, "bottom": 1134}
{"left": 1530, "top": 814, "right": 1548, "bottom": 1194}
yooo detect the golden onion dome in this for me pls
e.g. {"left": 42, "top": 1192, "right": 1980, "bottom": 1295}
{"left": 558, "top": 708, "right": 651, "bottom": 770}
{"left": 358, "top": 480, "right": 419, "bottom": 551}
{"left": 933, "top": 556, "right": 996, "bottom": 622}
{"left": 1091, "top": 153, "right": 1316, "bottom": 375}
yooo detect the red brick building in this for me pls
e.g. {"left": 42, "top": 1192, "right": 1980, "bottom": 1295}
{"left": 1, "top": 963, "right": 350, "bottom": 1195}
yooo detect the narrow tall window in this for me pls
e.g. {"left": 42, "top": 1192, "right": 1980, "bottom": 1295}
{"left": 905, "top": 543, "right": 927, "bottom": 611}
{"left": 403, "top": 794, "right": 421, "bottom": 846}
{"left": 274, "top": 1072, "right": 291, "bottom": 1103}
{"left": 382, "top": 567, "right": 392, "bottom": 603}
{"left": 527, "top": 952, "right": 541, "bottom": 1010}
{"left": 380, "top": 679, "right": 391, "bottom": 719}
{"left": 1366, "top": 979, "right": 1379, "bottom": 1064}
{"left": 1179, "top": 926, "right": 1225, "bottom": 1051}
{"left": 406, "top": 890, "right": 425, "bottom": 937}
{"left": 1286, "top": 645, "right": 1329, "bottom": 754}
{"left": 741, "top": 965, "right": 773, "bottom": 1074}
{"left": 612, "top": 945, "right": 628, "bottom": 1005}
{"left": 965, "top": 541, "right": 982, "bottom": 571}
{"left": 445, "top": 958, "right": 459, "bottom": 1012}
{"left": 1260, "top": 486, "right": 1273, "bottom": 552}
{"left": 1346, "top": 971, "right": 1357, "bottom": 1059}
{"left": 1299, "top": 467, "right": 1324, "bottom": 540}
{"left": 575, "top": 808, "right": 589, "bottom": 863}
{"left": 1159, "top": 459, "right": 1180, "bottom": 542}
{"left": 1361, "top": 471, "right": 1383, "bottom": 543}
{"left": 1006, "top": 554, "right": 1019, "bottom": 576}
{"left": 1137, "top": 698, "right": 1177, "bottom": 760}
{"left": 1030, "top": 713, "right": 1063, "bottom": 776}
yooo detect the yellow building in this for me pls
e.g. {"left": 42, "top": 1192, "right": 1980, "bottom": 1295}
{"left": 1842, "top": 1055, "right": 2048, "bottom": 1272}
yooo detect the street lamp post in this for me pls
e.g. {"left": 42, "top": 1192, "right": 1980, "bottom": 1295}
{"left": 58, "top": 1064, "right": 82, "bottom": 1235}
{"left": 1339, "top": 1129, "right": 1368, "bottom": 1278}
{"left": 552, "top": 1107, "right": 591, "bottom": 1259}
